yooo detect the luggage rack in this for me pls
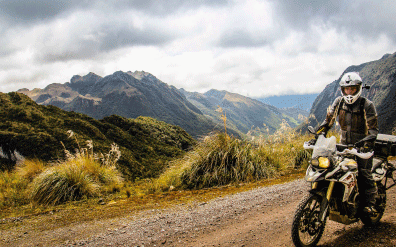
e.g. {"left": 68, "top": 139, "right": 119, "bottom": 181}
{"left": 374, "top": 133, "right": 396, "bottom": 190}
{"left": 385, "top": 160, "right": 396, "bottom": 190}
{"left": 374, "top": 134, "right": 396, "bottom": 158}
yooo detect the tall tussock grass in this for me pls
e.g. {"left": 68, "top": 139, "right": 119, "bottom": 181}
{"left": 179, "top": 133, "right": 276, "bottom": 189}
{"left": 30, "top": 162, "right": 100, "bottom": 205}
{"left": 0, "top": 130, "right": 125, "bottom": 208}
{"left": 29, "top": 132, "right": 123, "bottom": 205}
{"left": 30, "top": 156, "right": 123, "bottom": 205}
{"left": 150, "top": 118, "right": 312, "bottom": 192}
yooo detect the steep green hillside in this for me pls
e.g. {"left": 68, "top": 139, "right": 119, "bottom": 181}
{"left": 0, "top": 92, "right": 195, "bottom": 180}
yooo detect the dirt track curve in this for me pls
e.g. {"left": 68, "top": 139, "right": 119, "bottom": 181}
{"left": 2, "top": 177, "right": 396, "bottom": 247}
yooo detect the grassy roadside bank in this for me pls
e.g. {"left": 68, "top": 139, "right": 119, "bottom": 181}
{"left": 0, "top": 169, "right": 305, "bottom": 232}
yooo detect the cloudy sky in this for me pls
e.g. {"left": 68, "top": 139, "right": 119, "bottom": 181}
{"left": 1, "top": 0, "right": 395, "bottom": 98}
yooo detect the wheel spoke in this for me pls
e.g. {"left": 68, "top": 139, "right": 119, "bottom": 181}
{"left": 292, "top": 193, "right": 326, "bottom": 246}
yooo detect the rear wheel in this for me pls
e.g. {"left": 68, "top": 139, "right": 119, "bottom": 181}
{"left": 291, "top": 193, "right": 326, "bottom": 247}
{"left": 360, "top": 183, "right": 386, "bottom": 225}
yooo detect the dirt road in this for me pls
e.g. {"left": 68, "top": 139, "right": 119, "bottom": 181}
{"left": 2, "top": 178, "right": 396, "bottom": 247}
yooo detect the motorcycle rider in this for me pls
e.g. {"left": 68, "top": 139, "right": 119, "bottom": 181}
{"left": 316, "top": 71, "right": 379, "bottom": 215}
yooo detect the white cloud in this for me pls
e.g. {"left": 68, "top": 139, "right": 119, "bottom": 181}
{"left": 0, "top": 0, "right": 395, "bottom": 98}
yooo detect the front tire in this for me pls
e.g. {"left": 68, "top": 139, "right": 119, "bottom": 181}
{"left": 360, "top": 183, "right": 386, "bottom": 226}
{"left": 291, "top": 193, "right": 326, "bottom": 247}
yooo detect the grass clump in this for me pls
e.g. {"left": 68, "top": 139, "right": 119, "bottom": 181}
{"left": 179, "top": 132, "right": 276, "bottom": 189}
{"left": 29, "top": 154, "right": 123, "bottom": 205}
{"left": 144, "top": 156, "right": 191, "bottom": 193}
{"left": 30, "top": 163, "right": 100, "bottom": 205}
{"left": 150, "top": 119, "right": 313, "bottom": 192}
{"left": 29, "top": 132, "right": 123, "bottom": 205}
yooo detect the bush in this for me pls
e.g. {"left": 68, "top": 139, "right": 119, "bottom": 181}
{"left": 30, "top": 163, "right": 99, "bottom": 205}
{"left": 30, "top": 134, "right": 124, "bottom": 205}
{"left": 180, "top": 133, "right": 276, "bottom": 189}
{"left": 151, "top": 127, "right": 312, "bottom": 192}
{"left": 30, "top": 156, "right": 123, "bottom": 205}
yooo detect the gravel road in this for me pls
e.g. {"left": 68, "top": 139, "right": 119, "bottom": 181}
{"left": 3, "top": 178, "right": 396, "bottom": 247}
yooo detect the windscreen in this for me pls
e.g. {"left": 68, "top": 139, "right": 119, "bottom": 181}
{"left": 312, "top": 135, "right": 336, "bottom": 158}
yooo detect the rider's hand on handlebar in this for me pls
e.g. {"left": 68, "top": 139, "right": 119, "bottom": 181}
{"left": 358, "top": 141, "right": 374, "bottom": 153}
{"left": 308, "top": 138, "right": 317, "bottom": 146}
{"left": 316, "top": 125, "right": 328, "bottom": 137}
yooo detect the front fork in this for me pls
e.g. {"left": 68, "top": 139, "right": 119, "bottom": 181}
{"left": 312, "top": 181, "right": 335, "bottom": 222}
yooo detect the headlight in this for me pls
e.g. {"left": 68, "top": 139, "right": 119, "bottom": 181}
{"left": 311, "top": 158, "right": 319, "bottom": 167}
{"left": 318, "top": 157, "right": 330, "bottom": 168}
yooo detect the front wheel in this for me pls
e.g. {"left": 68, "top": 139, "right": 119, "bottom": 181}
{"left": 360, "top": 183, "right": 386, "bottom": 225}
{"left": 291, "top": 193, "right": 326, "bottom": 247}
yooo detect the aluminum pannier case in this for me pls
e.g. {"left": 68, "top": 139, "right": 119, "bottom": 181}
{"left": 374, "top": 134, "right": 396, "bottom": 157}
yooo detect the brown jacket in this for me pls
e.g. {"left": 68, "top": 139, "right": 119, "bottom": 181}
{"left": 321, "top": 96, "right": 378, "bottom": 145}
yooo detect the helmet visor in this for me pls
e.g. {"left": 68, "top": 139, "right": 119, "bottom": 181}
{"left": 341, "top": 85, "right": 360, "bottom": 96}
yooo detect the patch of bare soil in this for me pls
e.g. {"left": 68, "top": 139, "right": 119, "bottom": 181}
{"left": 2, "top": 177, "right": 396, "bottom": 247}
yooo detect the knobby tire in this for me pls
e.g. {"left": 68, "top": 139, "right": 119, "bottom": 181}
{"left": 291, "top": 193, "right": 326, "bottom": 247}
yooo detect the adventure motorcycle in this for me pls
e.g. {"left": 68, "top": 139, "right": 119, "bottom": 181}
{"left": 291, "top": 126, "right": 396, "bottom": 247}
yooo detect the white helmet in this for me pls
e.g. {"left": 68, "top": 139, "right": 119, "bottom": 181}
{"left": 339, "top": 72, "right": 362, "bottom": 104}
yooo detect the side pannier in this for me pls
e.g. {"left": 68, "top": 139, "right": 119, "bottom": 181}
{"left": 374, "top": 134, "right": 396, "bottom": 157}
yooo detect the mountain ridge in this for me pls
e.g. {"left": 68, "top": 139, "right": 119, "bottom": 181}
{"left": 180, "top": 88, "right": 303, "bottom": 136}
{"left": 19, "top": 71, "right": 218, "bottom": 138}
{"left": 19, "top": 71, "right": 304, "bottom": 138}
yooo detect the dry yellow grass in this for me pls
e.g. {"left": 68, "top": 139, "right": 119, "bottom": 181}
{"left": 16, "top": 159, "right": 47, "bottom": 181}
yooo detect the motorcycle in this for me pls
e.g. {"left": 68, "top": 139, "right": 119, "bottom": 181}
{"left": 291, "top": 126, "right": 396, "bottom": 247}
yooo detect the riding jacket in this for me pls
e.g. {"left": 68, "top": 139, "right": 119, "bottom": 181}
{"left": 320, "top": 96, "right": 379, "bottom": 145}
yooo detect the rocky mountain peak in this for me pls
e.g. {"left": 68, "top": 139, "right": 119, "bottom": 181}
{"left": 70, "top": 72, "right": 101, "bottom": 84}
{"left": 68, "top": 72, "right": 102, "bottom": 95}
{"left": 204, "top": 89, "right": 227, "bottom": 99}
{"left": 129, "top": 71, "right": 162, "bottom": 86}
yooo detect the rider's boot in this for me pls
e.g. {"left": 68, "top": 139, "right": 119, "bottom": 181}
{"left": 363, "top": 206, "right": 378, "bottom": 215}
{"left": 363, "top": 192, "right": 378, "bottom": 216}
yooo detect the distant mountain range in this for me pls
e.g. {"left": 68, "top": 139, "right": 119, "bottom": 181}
{"left": 180, "top": 88, "right": 306, "bottom": 136}
{"left": 305, "top": 52, "right": 396, "bottom": 134}
{"left": 256, "top": 94, "right": 318, "bottom": 112}
{"left": 19, "top": 71, "right": 305, "bottom": 138}
{"left": 19, "top": 71, "right": 217, "bottom": 138}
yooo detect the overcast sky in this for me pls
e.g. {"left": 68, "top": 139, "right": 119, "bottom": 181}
{"left": 1, "top": 0, "right": 395, "bottom": 98}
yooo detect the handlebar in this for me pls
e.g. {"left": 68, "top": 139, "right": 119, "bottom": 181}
{"left": 303, "top": 142, "right": 374, "bottom": 159}
{"left": 303, "top": 142, "right": 314, "bottom": 150}
{"left": 336, "top": 148, "right": 374, "bottom": 159}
